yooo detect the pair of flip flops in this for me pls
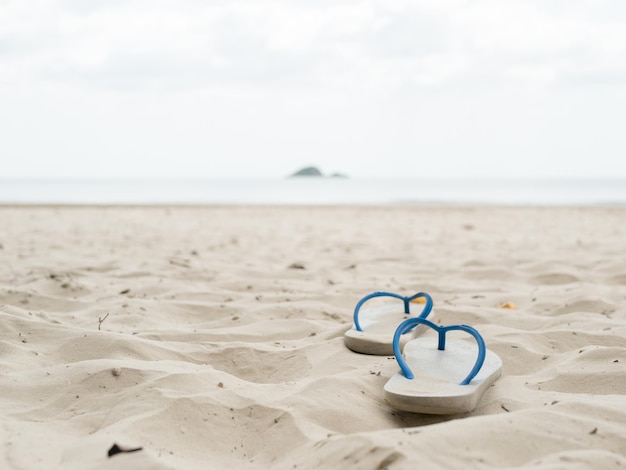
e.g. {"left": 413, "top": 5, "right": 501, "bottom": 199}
{"left": 344, "top": 291, "right": 502, "bottom": 415}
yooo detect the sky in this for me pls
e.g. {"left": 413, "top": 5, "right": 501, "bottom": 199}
{"left": 1, "top": 0, "right": 626, "bottom": 180}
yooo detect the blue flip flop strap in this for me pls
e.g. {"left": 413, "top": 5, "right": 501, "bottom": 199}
{"left": 392, "top": 318, "right": 487, "bottom": 386}
{"left": 353, "top": 291, "right": 433, "bottom": 332}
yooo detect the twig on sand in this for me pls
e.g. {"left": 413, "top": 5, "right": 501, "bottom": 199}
{"left": 98, "top": 313, "right": 110, "bottom": 330}
{"left": 108, "top": 443, "right": 143, "bottom": 457}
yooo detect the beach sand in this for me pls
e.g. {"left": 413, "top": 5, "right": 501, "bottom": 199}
{"left": 1, "top": 205, "right": 625, "bottom": 469}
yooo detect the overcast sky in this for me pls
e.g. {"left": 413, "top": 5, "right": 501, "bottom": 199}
{"left": 2, "top": 0, "right": 626, "bottom": 179}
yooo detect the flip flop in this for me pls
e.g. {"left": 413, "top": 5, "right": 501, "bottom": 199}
{"left": 384, "top": 317, "right": 502, "bottom": 414}
{"left": 343, "top": 291, "right": 434, "bottom": 355}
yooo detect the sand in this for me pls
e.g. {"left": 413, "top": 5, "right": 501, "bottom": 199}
{"left": 0, "top": 205, "right": 625, "bottom": 469}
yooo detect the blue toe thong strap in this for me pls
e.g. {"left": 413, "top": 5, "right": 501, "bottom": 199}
{"left": 353, "top": 291, "right": 433, "bottom": 332}
{"left": 392, "top": 317, "right": 486, "bottom": 385}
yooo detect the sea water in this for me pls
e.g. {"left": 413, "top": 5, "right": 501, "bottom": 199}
{"left": 0, "top": 178, "right": 625, "bottom": 205}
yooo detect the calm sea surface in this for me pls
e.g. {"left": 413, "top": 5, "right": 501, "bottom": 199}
{"left": 1, "top": 178, "right": 625, "bottom": 205}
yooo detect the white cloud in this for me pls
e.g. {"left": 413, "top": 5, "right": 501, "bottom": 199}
{"left": 1, "top": 0, "right": 626, "bottom": 178}
{"left": 2, "top": 0, "right": 626, "bottom": 91}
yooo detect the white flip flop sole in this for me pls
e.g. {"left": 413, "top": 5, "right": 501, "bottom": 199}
{"left": 344, "top": 292, "right": 435, "bottom": 356}
{"left": 343, "top": 305, "right": 434, "bottom": 355}
{"left": 384, "top": 336, "right": 502, "bottom": 414}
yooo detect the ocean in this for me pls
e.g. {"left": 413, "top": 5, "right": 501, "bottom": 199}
{"left": 0, "top": 178, "right": 625, "bottom": 205}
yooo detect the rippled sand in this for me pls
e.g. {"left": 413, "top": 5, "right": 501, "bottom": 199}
{"left": 1, "top": 206, "right": 625, "bottom": 469}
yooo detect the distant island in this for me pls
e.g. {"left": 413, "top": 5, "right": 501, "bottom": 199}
{"left": 289, "top": 166, "right": 348, "bottom": 178}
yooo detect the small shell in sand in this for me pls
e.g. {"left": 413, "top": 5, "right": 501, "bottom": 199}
{"left": 498, "top": 302, "right": 517, "bottom": 309}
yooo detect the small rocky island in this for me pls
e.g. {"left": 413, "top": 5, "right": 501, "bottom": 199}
{"left": 289, "top": 166, "right": 348, "bottom": 178}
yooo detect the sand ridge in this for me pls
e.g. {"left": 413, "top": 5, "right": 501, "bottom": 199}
{"left": 0, "top": 206, "right": 625, "bottom": 469}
